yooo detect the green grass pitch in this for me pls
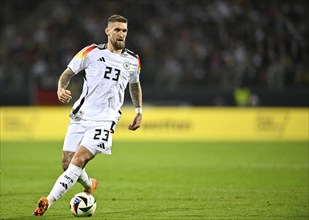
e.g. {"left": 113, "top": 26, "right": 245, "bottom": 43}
{"left": 0, "top": 141, "right": 308, "bottom": 219}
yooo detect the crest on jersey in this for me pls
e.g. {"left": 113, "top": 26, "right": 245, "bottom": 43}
{"left": 123, "top": 61, "right": 130, "bottom": 70}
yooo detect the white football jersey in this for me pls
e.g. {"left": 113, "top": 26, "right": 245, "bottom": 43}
{"left": 67, "top": 43, "right": 141, "bottom": 122}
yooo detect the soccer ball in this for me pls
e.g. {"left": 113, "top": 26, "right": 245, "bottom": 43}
{"left": 69, "top": 192, "right": 96, "bottom": 217}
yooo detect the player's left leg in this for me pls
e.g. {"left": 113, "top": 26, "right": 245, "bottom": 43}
{"left": 62, "top": 151, "right": 75, "bottom": 171}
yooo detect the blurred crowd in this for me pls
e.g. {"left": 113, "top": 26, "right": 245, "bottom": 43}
{"left": 1, "top": 0, "right": 308, "bottom": 104}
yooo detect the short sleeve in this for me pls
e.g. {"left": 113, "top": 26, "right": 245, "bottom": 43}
{"left": 67, "top": 45, "right": 97, "bottom": 74}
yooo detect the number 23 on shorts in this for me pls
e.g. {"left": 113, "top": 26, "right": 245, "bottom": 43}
{"left": 93, "top": 129, "right": 109, "bottom": 141}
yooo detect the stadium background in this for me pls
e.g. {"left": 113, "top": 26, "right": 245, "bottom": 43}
{"left": 1, "top": 0, "right": 308, "bottom": 107}
{"left": 1, "top": 0, "right": 308, "bottom": 141}
{"left": 0, "top": 0, "right": 308, "bottom": 219}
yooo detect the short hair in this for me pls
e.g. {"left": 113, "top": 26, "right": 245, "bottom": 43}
{"left": 107, "top": 14, "right": 128, "bottom": 26}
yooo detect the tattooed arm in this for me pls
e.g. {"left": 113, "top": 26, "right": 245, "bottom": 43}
{"left": 129, "top": 81, "right": 142, "bottom": 109}
{"left": 57, "top": 67, "right": 75, "bottom": 104}
{"left": 128, "top": 81, "right": 143, "bottom": 131}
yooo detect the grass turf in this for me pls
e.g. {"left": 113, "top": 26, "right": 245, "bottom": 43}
{"left": 0, "top": 141, "right": 308, "bottom": 219}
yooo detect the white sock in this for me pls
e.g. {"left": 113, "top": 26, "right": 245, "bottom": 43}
{"left": 77, "top": 169, "right": 92, "bottom": 190}
{"left": 47, "top": 164, "right": 82, "bottom": 207}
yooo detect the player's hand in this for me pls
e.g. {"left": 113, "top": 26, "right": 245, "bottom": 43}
{"left": 57, "top": 88, "right": 72, "bottom": 104}
{"left": 128, "top": 113, "right": 142, "bottom": 131}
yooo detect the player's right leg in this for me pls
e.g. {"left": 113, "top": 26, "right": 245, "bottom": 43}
{"left": 48, "top": 147, "right": 95, "bottom": 203}
{"left": 62, "top": 150, "right": 93, "bottom": 185}
{"left": 33, "top": 122, "right": 89, "bottom": 216}
{"left": 33, "top": 163, "right": 83, "bottom": 216}
{"left": 33, "top": 197, "right": 48, "bottom": 216}
{"left": 62, "top": 150, "right": 96, "bottom": 194}
{"left": 33, "top": 146, "right": 95, "bottom": 216}
{"left": 62, "top": 122, "right": 95, "bottom": 191}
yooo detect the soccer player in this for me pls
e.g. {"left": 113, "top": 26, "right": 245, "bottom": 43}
{"left": 33, "top": 14, "right": 143, "bottom": 216}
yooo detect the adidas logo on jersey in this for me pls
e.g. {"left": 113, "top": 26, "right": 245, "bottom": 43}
{"left": 97, "top": 57, "right": 105, "bottom": 62}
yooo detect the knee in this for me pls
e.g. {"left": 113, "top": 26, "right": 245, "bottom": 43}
{"left": 71, "top": 146, "right": 94, "bottom": 168}
{"left": 71, "top": 157, "right": 89, "bottom": 168}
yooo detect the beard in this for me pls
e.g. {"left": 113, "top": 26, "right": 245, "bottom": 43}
{"left": 112, "top": 40, "right": 125, "bottom": 50}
